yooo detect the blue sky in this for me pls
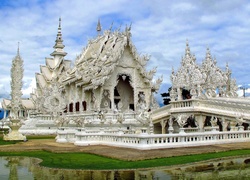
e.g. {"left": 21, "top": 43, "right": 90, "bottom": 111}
{"left": 0, "top": 0, "right": 250, "bottom": 103}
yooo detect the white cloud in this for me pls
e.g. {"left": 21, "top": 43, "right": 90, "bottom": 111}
{"left": 22, "top": 78, "right": 36, "bottom": 98}
{"left": 0, "top": 0, "right": 250, "bottom": 97}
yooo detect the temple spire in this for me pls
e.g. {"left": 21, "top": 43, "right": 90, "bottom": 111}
{"left": 50, "top": 18, "right": 67, "bottom": 57}
{"left": 10, "top": 43, "right": 24, "bottom": 118}
{"left": 205, "top": 47, "right": 214, "bottom": 66}
{"left": 185, "top": 39, "right": 191, "bottom": 57}
{"left": 96, "top": 19, "right": 102, "bottom": 35}
{"left": 17, "top": 42, "right": 20, "bottom": 55}
{"left": 213, "top": 55, "right": 217, "bottom": 64}
{"left": 206, "top": 47, "right": 211, "bottom": 59}
{"left": 59, "top": 17, "right": 61, "bottom": 29}
{"left": 128, "top": 22, "right": 132, "bottom": 31}
{"left": 109, "top": 21, "right": 113, "bottom": 31}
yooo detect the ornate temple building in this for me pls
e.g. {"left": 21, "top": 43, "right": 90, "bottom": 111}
{"left": 152, "top": 41, "right": 245, "bottom": 135}
{"left": 2, "top": 18, "right": 162, "bottom": 135}
{"left": 2, "top": 19, "right": 250, "bottom": 149}
{"left": 38, "top": 18, "right": 161, "bottom": 115}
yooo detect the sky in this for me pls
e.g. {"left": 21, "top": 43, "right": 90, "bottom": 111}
{"left": 0, "top": 0, "right": 250, "bottom": 105}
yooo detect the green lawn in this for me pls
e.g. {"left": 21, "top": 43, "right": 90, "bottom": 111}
{"left": 0, "top": 136, "right": 17, "bottom": 145}
{"left": 26, "top": 135, "right": 56, "bottom": 139}
{"left": 1, "top": 136, "right": 250, "bottom": 170}
{"left": 0, "top": 149, "right": 250, "bottom": 170}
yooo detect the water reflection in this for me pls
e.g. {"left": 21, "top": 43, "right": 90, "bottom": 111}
{"left": 1, "top": 156, "right": 250, "bottom": 180}
{"left": 0, "top": 157, "right": 34, "bottom": 180}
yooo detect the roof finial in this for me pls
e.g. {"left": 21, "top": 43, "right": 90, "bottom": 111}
{"left": 96, "top": 19, "right": 102, "bottom": 35}
{"left": 206, "top": 45, "right": 210, "bottom": 52}
{"left": 128, "top": 22, "right": 132, "bottom": 31}
{"left": 109, "top": 21, "right": 113, "bottom": 31}
{"left": 58, "top": 17, "right": 62, "bottom": 34}
{"left": 186, "top": 39, "right": 189, "bottom": 47}
{"left": 50, "top": 17, "right": 67, "bottom": 57}
{"left": 59, "top": 17, "right": 61, "bottom": 26}
{"left": 185, "top": 39, "right": 191, "bottom": 57}
{"left": 213, "top": 55, "right": 217, "bottom": 64}
{"left": 117, "top": 24, "right": 122, "bottom": 31}
{"left": 206, "top": 46, "right": 211, "bottom": 60}
{"left": 17, "top": 41, "right": 20, "bottom": 55}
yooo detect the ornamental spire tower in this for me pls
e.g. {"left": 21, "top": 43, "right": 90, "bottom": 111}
{"left": 50, "top": 18, "right": 67, "bottom": 57}
{"left": 4, "top": 43, "right": 26, "bottom": 141}
{"left": 10, "top": 42, "right": 23, "bottom": 119}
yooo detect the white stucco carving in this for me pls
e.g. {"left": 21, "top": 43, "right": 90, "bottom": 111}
{"left": 171, "top": 41, "right": 237, "bottom": 101}
{"left": 4, "top": 45, "right": 26, "bottom": 141}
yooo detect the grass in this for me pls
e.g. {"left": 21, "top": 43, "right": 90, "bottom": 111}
{"left": 26, "top": 135, "right": 56, "bottom": 140}
{"left": 0, "top": 149, "right": 250, "bottom": 170}
{"left": 0, "top": 135, "right": 17, "bottom": 145}
{"left": 1, "top": 136, "right": 250, "bottom": 170}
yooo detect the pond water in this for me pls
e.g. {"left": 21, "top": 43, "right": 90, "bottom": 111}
{"left": 1, "top": 156, "right": 250, "bottom": 180}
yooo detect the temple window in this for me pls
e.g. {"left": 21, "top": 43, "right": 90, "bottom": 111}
{"left": 75, "top": 102, "right": 80, "bottom": 112}
{"left": 69, "top": 103, "right": 73, "bottom": 112}
{"left": 114, "top": 87, "right": 120, "bottom": 109}
{"left": 82, "top": 101, "right": 87, "bottom": 111}
{"left": 182, "top": 89, "right": 191, "bottom": 100}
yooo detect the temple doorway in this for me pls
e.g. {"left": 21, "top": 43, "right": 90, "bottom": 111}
{"left": 114, "top": 75, "right": 134, "bottom": 112}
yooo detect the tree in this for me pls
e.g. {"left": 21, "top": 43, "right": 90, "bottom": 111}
{"left": 161, "top": 87, "right": 172, "bottom": 105}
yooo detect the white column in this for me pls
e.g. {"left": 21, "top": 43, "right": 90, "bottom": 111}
{"left": 73, "top": 101, "right": 75, "bottom": 113}
{"left": 177, "top": 88, "right": 182, "bottom": 100}
{"left": 221, "top": 117, "right": 228, "bottom": 131}
{"left": 168, "top": 117, "right": 174, "bottom": 134}
{"left": 81, "top": 88, "right": 85, "bottom": 112}
{"left": 196, "top": 115, "right": 205, "bottom": 132}
{"left": 160, "top": 119, "right": 167, "bottom": 134}
{"left": 110, "top": 87, "right": 114, "bottom": 110}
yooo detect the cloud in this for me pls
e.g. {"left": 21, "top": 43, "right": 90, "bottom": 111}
{"left": 22, "top": 78, "right": 36, "bottom": 98}
{"left": 0, "top": 84, "right": 10, "bottom": 100}
{"left": 0, "top": 0, "right": 250, "bottom": 99}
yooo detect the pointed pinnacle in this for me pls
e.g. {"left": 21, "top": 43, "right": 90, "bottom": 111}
{"left": 58, "top": 17, "right": 62, "bottom": 33}
{"left": 128, "top": 22, "right": 132, "bottom": 31}
{"left": 109, "top": 21, "right": 113, "bottom": 31}
{"left": 59, "top": 17, "right": 61, "bottom": 28}
{"left": 185, "top": 39, "right": 191, "bottom": 56}
{"left": 96, "top": 19, "right": 102, "bottom": 32}
{"left": 17, "top": 42, "right": 20, "bottom": 55}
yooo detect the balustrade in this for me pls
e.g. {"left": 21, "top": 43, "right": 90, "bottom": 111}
{"left": 33, "top": 111, "right": 139, "bottom": 128}
{"left": 55, "top": 129, "right": 250, "bottom": 150}
{"left": 154, "top": 98, "right": 250, "bottom": 124}
{"left": 184, "top": 127, "right": 199, "bottom": 133}
{"left": 171, "top": 99, "right": 194, "bottom": 108}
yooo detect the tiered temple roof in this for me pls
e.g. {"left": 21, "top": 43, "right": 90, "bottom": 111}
{"left": 62, "top": 23, "right": 161, "bottom": 91}
{"left": 34, "top": 18, "right": 71, "bottom": 97}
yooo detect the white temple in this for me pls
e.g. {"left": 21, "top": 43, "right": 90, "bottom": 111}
{"left": 2, "top": 19, "right": 250, "bottom": 149}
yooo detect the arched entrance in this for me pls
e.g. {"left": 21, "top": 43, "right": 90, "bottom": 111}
{"left": 114, "top": 75, "right": 134, "bottom": 112}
